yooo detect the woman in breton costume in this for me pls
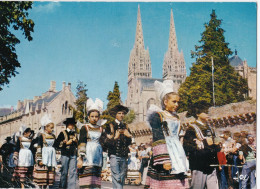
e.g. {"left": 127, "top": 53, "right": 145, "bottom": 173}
{"left": 145, "top": 80, "right": 189, "bottom": 189}
{"left": 12, "top": 126, "right": 34, "bottom": 188}
{"left": 77, "top": 98, "right": 107, "bottom": 188}
{"left": 33, "top": 114, "right": 57, "bottom": 188}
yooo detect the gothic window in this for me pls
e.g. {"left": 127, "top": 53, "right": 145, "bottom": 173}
{"left": 65, "top": 101, "right": 68, "bottom": 114}
{"left": 62, "top": 104, "right": 64, "bottom": 114}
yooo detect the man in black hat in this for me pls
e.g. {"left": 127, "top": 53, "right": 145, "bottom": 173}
{"left": 104, "top": 104, "right": 132, "bottom": 189}
{"left": 183, "top": 112, "right": 220, "bottom": 189}
{"left": 0, "top": 136, "right": 15, "bottom": 180}
{"left": 54, "top": 117, "right": 78, "bottom": 189}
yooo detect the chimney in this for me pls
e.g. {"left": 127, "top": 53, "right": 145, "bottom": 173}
{"left": 68, "top": 82, "right": 71, "bottom": 90}
{"left": 17, "top": 100, "right": 22, "bottom": 110}
{"left": 62, "top": 81, "right": 66, "bottom": 90}
{"left": 49, "top": 80, "right": 56, "bottom": 92}
{"left": 33, "top": 96, "right": 39, "bottom": 103}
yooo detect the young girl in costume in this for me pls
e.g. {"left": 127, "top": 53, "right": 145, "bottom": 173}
{"left": 145, "top": 80, "right": 189, "bottom": 189}
{"left": 13, "top": 127, "right": 34, "bottom": 188}
{"left": 77, "top": 98, "right": 107, "bottom": 188}
{"left": 33, "top": 114, "right": 57, "bottom": 188}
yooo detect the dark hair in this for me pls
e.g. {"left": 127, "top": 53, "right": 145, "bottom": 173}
{"left": 23, "top": 128, "right": 31, "bottom": 135}
{"left": 29, "top": 130, "right": 35, "bottom": 139}
{"left": 161, "top": 92, "right": 179, "bottom": 110}
{"left": 87, "top": 110, "right": 100, "bottom": 117}
{"left": 223, "top": 130, "right": 231, "bottom": 137}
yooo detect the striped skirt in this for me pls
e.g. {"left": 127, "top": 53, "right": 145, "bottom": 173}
{"left": 12, "top": 166, "right": 33, "bottom": 183}
{"left": 78, "top": 166, "right": 102, "bottom": 188}
{"left": 33, "top": 165, "right": 55, "bottom": 186}
{"left": 145, "top": 158, "right": 189, "bottom": 189}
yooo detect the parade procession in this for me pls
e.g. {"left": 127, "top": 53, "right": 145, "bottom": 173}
{"left": 0, "top": 2, "right": 257, "bottom": 189}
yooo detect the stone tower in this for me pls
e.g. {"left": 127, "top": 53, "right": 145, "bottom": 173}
{"left": 126, "top": 5, "right": 152, "bottom": 107}
{"left": 162, "top": 9, "right": 186, "bottom": 84}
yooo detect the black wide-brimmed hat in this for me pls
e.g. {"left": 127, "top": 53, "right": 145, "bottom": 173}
{"left": 109, "top": 105, "right": 129, "bottom": 117}
{"left": 5, "top": 136, "right": 12, "bottom": 141}
{"left": 63, "top": 117, "right": 76, "bottom": 125}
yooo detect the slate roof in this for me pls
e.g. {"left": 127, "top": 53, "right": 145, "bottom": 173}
{"left": 229, "top": 55, "right": 243, "bottom": 67}
{"left": 28, "top": 91, "right": 61, "bottom": 112}
{"left": 0, "top": 108, "right": 12, "bottom": 117}
{"left": 1, "top": 91, "right": 61, "bottom": 117}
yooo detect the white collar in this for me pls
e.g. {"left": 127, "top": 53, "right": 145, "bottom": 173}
{"left": 67, "top": 128, "right": 73, "bottom": 132}
{"left": 115, "top": 119, "right": 120, "bottom": 125}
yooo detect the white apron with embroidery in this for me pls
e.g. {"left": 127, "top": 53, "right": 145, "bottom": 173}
{"left": 82, "top": 125, "right": 103, "bottom": 167}
{"left": 18, "top": 140, "right": 34, "bottom": 167}
{"left": 42, "top": 138, "right": 57, "bottom": 167}
{"left": 161, "top": 111, "right": 189, "bottom": 174}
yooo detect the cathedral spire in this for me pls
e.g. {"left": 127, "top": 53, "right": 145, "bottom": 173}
{"left": 168, "top": 9, "right": 178, "bottom": 51}
{"left": 134, "top": 5, "right": 145, "bottom": 50}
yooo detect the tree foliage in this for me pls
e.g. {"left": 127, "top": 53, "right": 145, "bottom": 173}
{"left": 0, "top": 2, "right": 34, "bottom": 91}
{"left": 73, "top": 81, "right": 88, "bottom": 123}
{"left": 123, "top": 109, "right": 136, "bottom": 124}
{"left": 101, "top": 81, "right": 121, "bottom": 124}
{"left": 178, "top": 10, "right": 248, "bottom": 117}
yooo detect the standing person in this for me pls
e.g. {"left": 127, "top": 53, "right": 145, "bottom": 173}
{"left": 138, "top": 145, "right": 149, "bottom": 184}
{"left": 240, "top": 135, "right": 256, "bottom": 189}
{"left": 54, "top": 117, "right": 78, "bottom": 189}
{"left": 77, "top": 98, "right": 107, "bottom": 188}
{"left": 12, "top": 127, "right": 34, "bottom": 188}
{"left": 128, "top": 144, "right": 138, "bottom": 171}
{"left": 104, "top": 104, "right": 132, "bottom": 189}
{"left": 145, "top": 80, "right": 189, "bottom": 189}
{"left": 33, "top": 114, "right": 57, "bottom": 188}
{"left": 220, "top": 130, "right": 235, "bottom": 189}
{"left": 183, "top": 112, "right": 220, "bottom": 189}
{"left": 0, "top": 136, "right": 15, "bottom": 181}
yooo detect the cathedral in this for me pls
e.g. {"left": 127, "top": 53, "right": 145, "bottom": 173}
{"left": 125, "top": 6, "right": 186, "bottom": 122}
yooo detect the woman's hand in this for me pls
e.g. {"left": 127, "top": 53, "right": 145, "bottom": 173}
{"left": 77, "top": 157, "right": 83, "bottom": 169}
{"left": 163, "top": 162, "right": 172, "bottom": 170}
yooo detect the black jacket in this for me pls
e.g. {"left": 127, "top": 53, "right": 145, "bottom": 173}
{"left": 54, "top": 130, "right": 78, "bottom": 157}
{"left": 104, "top": 121, "right": 131, "bottom": 158}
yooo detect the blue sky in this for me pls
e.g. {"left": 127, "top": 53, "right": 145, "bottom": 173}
{"left": 0, "top": 2, "right": 257, "bottom": 108}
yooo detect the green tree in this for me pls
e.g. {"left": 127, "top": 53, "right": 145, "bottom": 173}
{"left": 123, "top": 109, "right": 136, "bottom": 124}
{"left": 101, "top": 81, "right": 121, "bottom": 124}
{"left": 73, "top": 81, "right": 88, "bottom": 123}
{"left": 0, "top": 2, "right": 34, "bottom": 91}
{"left": 178, "top": 10, "right": 248, "bottom": 117}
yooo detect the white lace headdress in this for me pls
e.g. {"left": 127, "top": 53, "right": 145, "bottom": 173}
{"left": 40, "top": 113, "right": 53, "bottom": 127}
{"left": 86, "top": 98, "right": 104, "bottom": 114}
{"left": 154, "top": 80, "right": 178, "bottom": 100}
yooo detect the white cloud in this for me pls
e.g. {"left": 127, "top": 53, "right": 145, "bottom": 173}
{"left": 33, "top": 2, "right": 61, "bottom": 13}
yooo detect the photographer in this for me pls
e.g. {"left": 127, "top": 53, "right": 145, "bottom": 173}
{"left": 104, "top": 105, "right": 132, "bottom": 189}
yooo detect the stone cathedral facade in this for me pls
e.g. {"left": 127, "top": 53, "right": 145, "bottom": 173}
{"left": 126, "top": 6, "right": 187, "bottom": 122}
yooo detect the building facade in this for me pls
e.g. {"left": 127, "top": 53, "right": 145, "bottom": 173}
{"left": 0, "top": 81, "right": 76, "bottom": 143}
{"left": 126, "top": 6, "right": 186, "bottom": 122}
{"left": 229, "top": 50, "right": 257, "bottom": 100}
